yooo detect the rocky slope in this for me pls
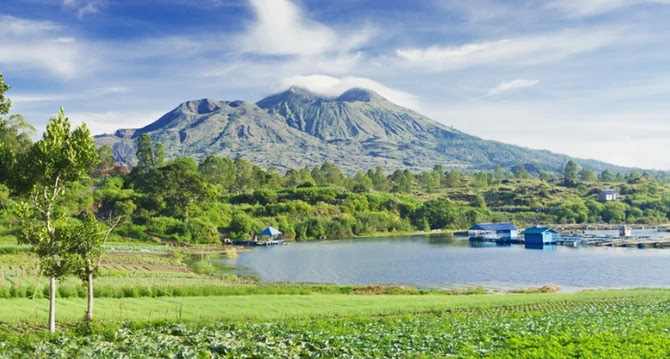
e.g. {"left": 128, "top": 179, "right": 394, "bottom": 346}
{"left": 95, "top": 87, "right": 627, "bottom": 174}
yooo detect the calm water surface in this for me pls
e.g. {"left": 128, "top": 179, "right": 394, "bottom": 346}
{"left": 222, "top": 234, "right": 670, "bottom": 291}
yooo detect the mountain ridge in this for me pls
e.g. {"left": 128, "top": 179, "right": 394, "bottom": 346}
{"left": 95, "top": 87, "right": 635, "bottom": 174}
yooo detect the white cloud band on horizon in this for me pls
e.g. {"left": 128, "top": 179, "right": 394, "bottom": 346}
{"left": 396, "top": 28, "right": 622, "bottom": 71}
{"left": 548, "top": 0, "right": 670, "bottom": 17}
{"left": 487, "top": 79, "right": 539, "bottom": 96}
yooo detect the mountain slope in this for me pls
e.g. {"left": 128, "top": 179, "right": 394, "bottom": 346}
{"left": 95, "top": 88, "right": 632, "bottom": 174}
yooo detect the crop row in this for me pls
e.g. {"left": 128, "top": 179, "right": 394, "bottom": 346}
{"left": 2, "top": 296, "right": 670, "bottom": 358}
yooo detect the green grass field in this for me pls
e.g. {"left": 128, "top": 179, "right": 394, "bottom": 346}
{"left": 1, "top": 288, "right": 667, "bottom": 324}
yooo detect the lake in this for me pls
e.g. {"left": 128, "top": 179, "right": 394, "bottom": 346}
{"left": 220, "top": 234, "right": 670, "bottom": 291}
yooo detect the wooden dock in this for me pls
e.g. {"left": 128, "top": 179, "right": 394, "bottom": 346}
{"left": 553, "top": 234, "right": 670, "bottom": 249}
{"left": 232, "top": 239, "right": 285, "bottom": 247}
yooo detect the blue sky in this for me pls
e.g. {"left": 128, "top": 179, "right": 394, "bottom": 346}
{"left": 2, "top": 0, "right": 670, "bottom": 169}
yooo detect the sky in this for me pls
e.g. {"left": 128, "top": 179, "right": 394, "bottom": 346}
{"left": 1, "top": 0, "right": 670, "bottom": 170}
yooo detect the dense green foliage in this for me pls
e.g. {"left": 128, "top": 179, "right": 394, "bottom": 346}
{"left": 1, "top": 291, "right": 669, "bottom": 357}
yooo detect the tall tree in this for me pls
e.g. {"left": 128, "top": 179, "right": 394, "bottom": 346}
{"left": 234, "top": 158, "right": 259, "bottom": 192}
{"left": 14, "top": 108, "right": 98, "bottom": 332}
{"left": 73, "top": 201, "right": 133, "bottom": 322}
{"left": 135, "top": 134, "right": 154, "bottom": 173}
{"left": 492, "top": 165, "right": 505, "bottom": 183}
{"left": 563, "top": 160, "right": 578, "bottom": 185}
{"left": 154, "top": 142, "right": 165, "bottom": 168}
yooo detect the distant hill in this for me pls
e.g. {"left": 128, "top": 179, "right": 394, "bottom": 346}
{"left": 95, "top": 87, "right": 632, "bottom": 174}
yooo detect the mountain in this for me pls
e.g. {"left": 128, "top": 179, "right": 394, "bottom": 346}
{"left": 95, "top": 87, "right": 630, "bottom": 174}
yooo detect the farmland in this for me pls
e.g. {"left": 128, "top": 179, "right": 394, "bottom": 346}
{"left": 1, "top": 289, "right": 669, "bottom": 357}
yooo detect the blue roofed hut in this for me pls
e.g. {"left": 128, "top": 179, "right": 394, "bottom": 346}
{"left": 259, "top": 226, "right": 282, "bottom": 238}
{"left": 523, "top": 226, "right": 558, "bottom": 248}
{"left": 257, "top": 226, "right": 284, "bottom": 246}
{"left": 468, "top": 223, "right": 518, "bottom": 241}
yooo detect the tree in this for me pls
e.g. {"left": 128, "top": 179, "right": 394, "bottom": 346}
{"left": 579, "top": 168, "right": 597, "bottom": 182}
{"left": 563, "top": 160, "right": 578, "bottom": 185}
{"left": 95, "top": 145, "right": 114, "bottom": 174}
{"left": 369, "top": 166, "right": 391, "bottom": 192}
{"left": 472, "top": 171, "right": 488, "bottom": 188}
{"left": 198, "top": 156, "right": 236, "bottom": 191}
{"left": 0, "top": 72, "right": 10, "bottom": 115}
{"left": 0, "top": 115, "right": 35, "bottom": 189}
{"left": 154, "top": 143, "right": 165, "bottom": 168}
{"left": 320, "top": 162, "right": 345, "bottom": 187}
{"left": 443, "top": 170, "right": 462, "bottom": 188}
{"left": 352, "top": 172, "right": 373, "bottom": 193}
{"left": 512, "top": 164, "right": 530, "bottom": 180}
{"left": 13, "top": 108, "right": 98, "bottom": 332}
{"left": 493, "top": 165, "right": 505, "bottom": 183}
{"left": 135, "top": 158, "right": 210, "bottom": 219}
{"left": 135, "top": 134, "right": 154, "bottom": 174}
{"left": 234, "top": 158, "right": 259, "bottom": 192}
{"left": 390, "top": 169, "right": 413, "bottom": 193}
{"left": 417, "top": 171, "right": 439, "bottom": 193}
{"left": 415, "top": 197, "right": 457, "bottom": 230}
{"left": 599, "top": 169, "right": 616, "bottom": 182}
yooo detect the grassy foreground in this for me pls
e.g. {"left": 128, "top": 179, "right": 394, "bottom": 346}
{"left": 0, "top": 288, "right": 666, "bottom": 324}
{"left": 1, "top": 289, "right": 670, "bottom": 357}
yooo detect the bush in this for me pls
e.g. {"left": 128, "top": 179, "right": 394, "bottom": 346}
{"left": 187, "top": 218, "right": 219, "bottom": 244}
{"left": 147, "top": 217, "right": 187, "bottom": 238}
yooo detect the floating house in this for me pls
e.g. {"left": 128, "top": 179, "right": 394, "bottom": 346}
{"left": 598, "top": 189, "right": 618, "bottom": 202}
{"left": 523, "top": 226, "right": 558, "bottom": 247}
{"left": 619, "top": 225, "right": 632, "bottom": 237}
{"left": 468, "top": 223, "right": 518, "bottom": 241}
{"left": 234, "top": 226, "right": 284, "bottom": 246}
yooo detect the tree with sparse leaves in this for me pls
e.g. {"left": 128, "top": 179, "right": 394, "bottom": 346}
{"left": 13, "top": 108, "right": 98, "bottom": 332}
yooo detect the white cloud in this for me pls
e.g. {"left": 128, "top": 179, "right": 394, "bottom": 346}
{"left": 396, "top": 28, "right": 621, "bottom": 71}
{"left": 279, "top": 74, "right": 420, "bottom": 110}
{"left": 0, "top": 19, "right": 85, "bottom": 78}
{"left": 487, "top": 79, "right": 539, "bottom": 96}
{"left": 62, "top": 0, "right": 108, "bottom": 19}
{"left": 68, "top": 110, "right": 166, "bottom": 135}
{"left": 0, "top": 16, "right": 60, "bottom": 36}
{"left": 548, "top": 0, "right": 670, "bottom": 17}
{"left": 239, "top": 0, "right": 373, "bottom": 56}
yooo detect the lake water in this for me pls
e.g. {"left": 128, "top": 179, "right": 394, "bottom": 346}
{"left": 221, "top": 234, "right": 670, "bottom": 292}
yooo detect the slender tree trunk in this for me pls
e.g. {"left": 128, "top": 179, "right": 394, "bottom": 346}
{"left": 86, "top": 265, "right": 94, "bottom": 322}
{"left": 49, "top": 276, "right": 56, "bottom": 332}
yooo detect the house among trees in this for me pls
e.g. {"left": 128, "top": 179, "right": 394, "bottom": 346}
{"left": 468, "top": 223, "right": 518, "bottom": 241}
{"left": 523, "top": 226, "right": 558, "bottom": 248}
{"left": 598, "top": 189, "right": 618, "bottom": 202}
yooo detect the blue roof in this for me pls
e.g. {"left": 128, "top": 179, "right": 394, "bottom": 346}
{"left": 469, "top": 223, "right": 517, "bottom": 231}
{"left": 259, "top": 226, "right": 282, "bottom": 236}
{"left": 601, "top": 189, "right": 617, "bottom": 194}
{"left": 523, "top": 226, "right": 558, "bottom": 234}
